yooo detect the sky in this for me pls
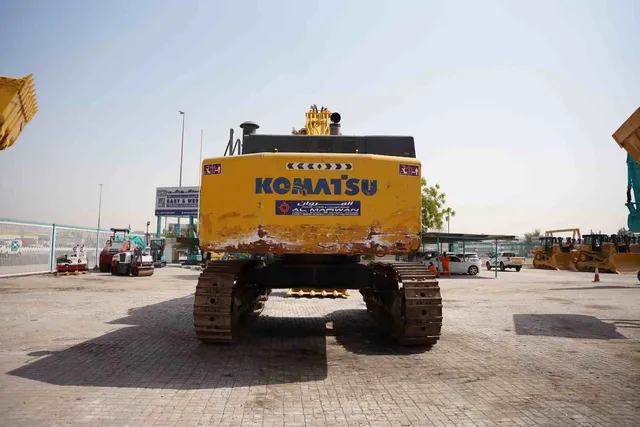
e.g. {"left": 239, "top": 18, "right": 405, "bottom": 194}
{"left": 1, "top": 0, "right": 639, "bottom": 236}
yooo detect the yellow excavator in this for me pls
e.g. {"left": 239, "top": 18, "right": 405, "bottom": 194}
{"left": 610, "top": 106, "right": 640, "bottom": 278}
{"left": 0, "top": 74, "right": 38, "bottom": 151}
{"left": 532, "top": 228, "right": 580, "bottom": 271}
{"left": 195, "top": 107, "right": 441, "bottom": 346}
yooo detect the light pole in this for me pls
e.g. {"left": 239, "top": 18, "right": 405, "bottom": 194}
{"left": 146, "top": 221, "right": 150, "bottom": 245}
{"left": 179, "top": 110, "right": 185, "bottom": 187}
{"left": 178, "top": 110, "right": 185, "bottom": 230}
{"left": 199, "top": 129, "right": 203, "bottom": 175}
{"left": 94, "top": 183, "right": 103, "bottom": 270}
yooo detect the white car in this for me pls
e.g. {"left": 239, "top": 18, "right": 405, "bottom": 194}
{"left": 485, "top": 251, "right": 524, "bottom": 272}
{"left": 420, "top": 252, "right": 482, "bottom": 276}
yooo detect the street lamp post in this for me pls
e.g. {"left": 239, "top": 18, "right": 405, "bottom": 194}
{"left": 179, "top": 110, "right": 185, "bottom": 187}
{"left": 199, "top": 128, "right": 203, "bottom": 183}
{"left": 178, "top": 110, "right": 185, "bottom": 230}
{"left": 94, "top": 183, "right": 103, "bottom": 270}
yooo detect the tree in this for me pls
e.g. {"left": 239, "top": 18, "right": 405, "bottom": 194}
{"left": 524, "top": 229, "right": 541, "bottom": 243}
{"left": 421, "top": 178, "right": 455, "bottom": 232}
{"left": 618, "top": 226, "right": 630, "bottom": 237}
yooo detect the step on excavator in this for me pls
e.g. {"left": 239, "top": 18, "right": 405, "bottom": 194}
{"left": 532, "top": 229, "right": 580, "bottom": 271}
{"left": 194, "top": 107, "right": 442, "bottom": 346}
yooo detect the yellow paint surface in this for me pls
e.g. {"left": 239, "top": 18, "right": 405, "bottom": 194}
{"left": 199, "top": 152, "right": 421, "bottom": 255}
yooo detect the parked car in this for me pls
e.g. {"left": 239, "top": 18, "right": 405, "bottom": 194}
{"left": 420, "top": 252, "right": 481, "bottom": 275}
{"left": 486, "top": 251, "right": 524, "bottom": 271}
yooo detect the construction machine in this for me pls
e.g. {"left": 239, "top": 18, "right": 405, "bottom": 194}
{"left": 98, "top": 228, "right": 146, "bottom": 272}
{"left": 149, "top": 237, "right": 167, "bottom": 268}
{"left": 55, "top": 245, "right": 88, "bottom": 275}
{"left": 575, "top": 233, "right": 639, "bottom": 274}
{"left": 532, "top": 229, "right": 580, "bottom": 271}
{"left": 110, "top": 246, "right": 155, "bottom": 277}
{"left": 612, "top": 106, "right": 640, "bottom": 279}
{"left": 194, "top": 107, "right": 441, "bottom": 346}
{"left": 0, "top": 74, "right": 38, "bottom": 151}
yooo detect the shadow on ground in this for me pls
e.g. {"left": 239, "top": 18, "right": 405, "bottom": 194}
{"left": 439, "top": 275, "right": 494, "bottom": 280}
{"left": 171, "top": 274, "right": 201, "bottom": 281}
{"left": 8, "top": 295, "right": 433, "bottom": 389}
{"left": 513, "top": 314, "right": 628, "bottom": 339}
{"left": 550, "top": 286, "right": 640, "bottom": 291}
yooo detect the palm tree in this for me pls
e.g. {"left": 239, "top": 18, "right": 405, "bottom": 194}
{"left": 442, "top": 207, "right": 456, "bottom": 233}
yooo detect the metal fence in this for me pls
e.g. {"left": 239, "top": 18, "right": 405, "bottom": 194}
{"left": 448, "top": 241, "right": 540, "bottom": 258}
{"left": 0, "top": 219, "right": 144, "bottom": 277}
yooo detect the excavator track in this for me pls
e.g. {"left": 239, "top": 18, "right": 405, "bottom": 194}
{"left": 193, "top": 260, "right": 264, "bottom": 343}
{"left": 362, "top": 262, "right": 442, "bottom": 346}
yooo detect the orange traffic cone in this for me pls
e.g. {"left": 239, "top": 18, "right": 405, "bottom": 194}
{"left": 593, "top": 267, "right": 600, "bottom": 283}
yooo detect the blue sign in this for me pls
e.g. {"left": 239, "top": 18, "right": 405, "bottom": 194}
{"left": 155, "top": 186, "right": 200, "bottom": 217}
{"left": 256, "top": 176, "right": 377, "bottom": 196}
{"left": 275, "top": 200, "right": 361, "bottom": 216}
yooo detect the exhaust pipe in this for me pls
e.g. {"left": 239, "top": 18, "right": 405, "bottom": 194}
{"left": 329, "top": 112, "right": 341, "bottom": 135}
{"left": 240, "top": 121, "right": 259, "bottom": 142}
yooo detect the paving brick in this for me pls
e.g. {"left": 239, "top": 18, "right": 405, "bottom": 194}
{"left": 0, "top": 267, "right": 639, "bottom": 426}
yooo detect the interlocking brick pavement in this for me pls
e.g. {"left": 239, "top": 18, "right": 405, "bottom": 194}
{"left": 0, "top": 267, "right": 638, "bottom": 426}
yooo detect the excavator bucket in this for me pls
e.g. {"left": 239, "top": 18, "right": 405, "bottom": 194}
{"left": 609, "top": 253, "right": 640, "bottom": 274}
{"left": 286, "top": 288, "right": 350, "bottom": 298}
{"left": 0, "top": 74, "right": 38, "bottom": 151}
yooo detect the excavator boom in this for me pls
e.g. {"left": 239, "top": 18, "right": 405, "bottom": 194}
{"left": 613, "top": 107, "right": 640, "bottom": 163}
{"left": 613, "top": 107, "right": 640, "bottom": 232}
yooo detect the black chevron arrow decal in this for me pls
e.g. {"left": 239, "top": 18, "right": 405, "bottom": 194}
{"left": 287, "top": 162, "right": 293, "bottom": 169}
{"left": 326, "top": 163, "right": 332, "bottom": 170}
{"left": 308, "top": 163, "right": 314, "bottom": 170}
{"left": 345, "top": 164, "right": 353, "bottom": 170}
{"left": 297, "top": 163, "right": 304, "bottom": 169}
{"left": 335, "top": 164, "right": 342, "bottom": 170}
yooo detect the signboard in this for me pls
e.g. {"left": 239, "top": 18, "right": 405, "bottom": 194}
{"left": 275, "top": 200, "right": 361, "bottom": 216}
{"left": 155, "top": 186, "right": 200, "bottom": 217}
